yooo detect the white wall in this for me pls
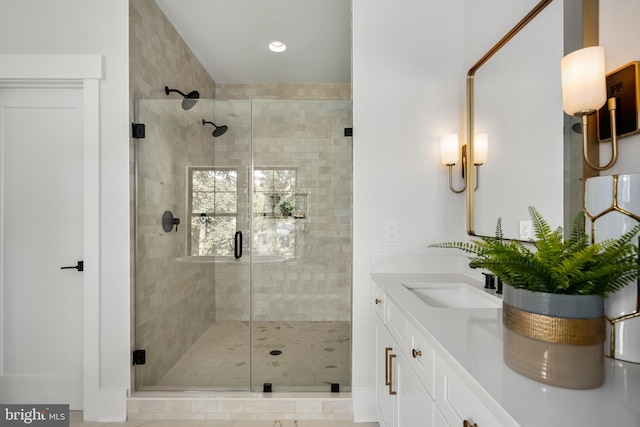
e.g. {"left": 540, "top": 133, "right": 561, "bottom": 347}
{"left": 352, "top": 0, "right": 467, "bottom": 420}
{"left": 1, "top": 0, "right": 636, "bottom": 422}
{"left": 0, "top": 0, "right": 130, "bottom": 421}
{"left": 600, "top": 0, "right": 640, "bottom": 176}
{"left": 463, "top": 0, "right": 564, "bottom": 237}
{"left": 351, "top": 0, "right": 592, "bottom": 420}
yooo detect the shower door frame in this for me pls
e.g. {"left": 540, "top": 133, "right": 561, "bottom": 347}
{"left": 133, "top": 98, "right": 253, "bottom": 392}
{"left": 133, "top": 98, "right": 353, "bottom": 393}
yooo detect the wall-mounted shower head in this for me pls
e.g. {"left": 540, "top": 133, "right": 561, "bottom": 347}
{"left": 164, "top": 86, "right": 200, "bottom": 110}
{"left": 202, "top": 119, "right": 228, "bottom": 137}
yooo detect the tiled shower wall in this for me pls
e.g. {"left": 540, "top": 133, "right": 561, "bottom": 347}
{"left": 135, "top": 100, "right": 220, "bottom": 386}
{"left": 213, "top": 98, "right": 353, "bottom": 322}
{"left": 216, "top": 83, "right": 351, "bottom": 101}
{"left": 130, "top": 0, "right": 218, "bottom": 387}
{"left": 134, "top": 96, "right": 352, "bottom": 385}
{"left": 130, "top": 0, "right": 353, "bottom": 384}
{"left": 129, "top": 0, "right": 216, "bottom": 101}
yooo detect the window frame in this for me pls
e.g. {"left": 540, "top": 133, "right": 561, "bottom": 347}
{"left": 187, "top": 166, "right": 239, "bottom": 257}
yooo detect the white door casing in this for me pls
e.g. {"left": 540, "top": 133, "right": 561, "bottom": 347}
{"left": 0, "top": 55, "right": 104, "bottom": 417}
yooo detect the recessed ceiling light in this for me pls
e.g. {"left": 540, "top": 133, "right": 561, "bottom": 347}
{"left": 268, "top": 41, "right": 287, "bottom": 53}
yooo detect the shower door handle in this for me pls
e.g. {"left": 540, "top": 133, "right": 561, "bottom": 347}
{"left": 234, "top": 231, "right": 243, "bottom": 259}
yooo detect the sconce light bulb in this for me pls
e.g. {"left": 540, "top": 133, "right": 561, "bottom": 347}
{"left": 474, "top": 133, "right": 488, "bottom": 165}
{"left": 561, "top": 46, "right": 607, "bottom": 116}
{"left": 440, "top": 133, "right": 459, "bottom": 166}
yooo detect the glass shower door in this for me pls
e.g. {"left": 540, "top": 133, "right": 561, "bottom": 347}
{"left": 134, "top": 97, "right": 353, "bottom": 392}
{"left": 250, "top": 99, "right": 353, "bottom": 392}
{"left": 134, "top": 98, "right": 252, "bottom": 390}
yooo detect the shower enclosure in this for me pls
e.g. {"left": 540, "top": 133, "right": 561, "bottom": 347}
{"left": 134, "top": 97, "right": 352, "bottom": 392}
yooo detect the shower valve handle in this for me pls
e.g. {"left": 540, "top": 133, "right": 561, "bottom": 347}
{"left": 234, "top": 231, "right": 243, "bottom": 259}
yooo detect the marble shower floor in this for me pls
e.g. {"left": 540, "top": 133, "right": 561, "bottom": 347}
{"left": 152, "top": 321, "right": 351, "bottom": 391}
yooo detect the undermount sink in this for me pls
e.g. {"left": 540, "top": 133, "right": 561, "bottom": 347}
{"left": 402, "top": 282, "right": 502, "bottom": 309}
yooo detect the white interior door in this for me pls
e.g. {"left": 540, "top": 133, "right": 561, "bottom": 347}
{"left": 0, "top": 87, "right": 83, "bottom": 408}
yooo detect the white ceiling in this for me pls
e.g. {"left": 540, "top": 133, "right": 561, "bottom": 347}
{"left": 154, "top": 0, "right": 352, "bottom": 84}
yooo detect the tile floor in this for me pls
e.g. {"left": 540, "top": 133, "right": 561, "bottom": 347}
{"left": 147, "top": 321, "right": 351, "bottom": 391}
{"left": 70, "top": 411, "right": 379, "bottom": 427}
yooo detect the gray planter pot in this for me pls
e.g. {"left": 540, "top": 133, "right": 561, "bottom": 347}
{"left": 502, "top": 285, "right": 605, "bottom": 389}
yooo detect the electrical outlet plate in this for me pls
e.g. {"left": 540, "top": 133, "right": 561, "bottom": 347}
{"left": 519, "top": 220, "right": 533, "bottom": 240}
{"left": 385, "top": 220, "right": 398, "bottom": 241}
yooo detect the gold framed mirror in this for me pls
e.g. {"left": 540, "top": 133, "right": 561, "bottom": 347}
{"left": 465, "top": 0, "right": 587, "bottom": 239}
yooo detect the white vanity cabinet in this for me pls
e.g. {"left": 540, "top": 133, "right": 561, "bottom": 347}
{"left": 375, "top": 316, "right": 396, "bottom": 427}
{"left": 375, "top": 285, "right": 434, "bottom": 427}
{"left": 371, "top": 265, "right": 640, "bottom": 426}
{"left": 397, "top": 348, "right": 434, "bottom": 426}
{"left": 375, "top": 283, "right": 505, "bottom": 427}
{"left": 405, "top": 321, "right": 435, "bottom": 397}
{"left": 433, "top": 405, "right": 450, "bottom": 427}
{"left": 435, "top": 352, "right": 503, "bottom": 427}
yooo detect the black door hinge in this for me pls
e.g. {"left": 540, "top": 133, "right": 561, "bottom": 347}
{"left": 132, "top": 123, "right": 146, "bottom": 139}
{"left": 344, "top": 127, "right": 353, "bottom": 137}
{"left": 133, "top": 349, "right": 146, "bottom": 365}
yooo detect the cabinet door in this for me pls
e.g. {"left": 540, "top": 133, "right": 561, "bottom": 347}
{"left": 435, "top": 353, "right": 504, "bottom": 427}
{"left": 374, "top": 284, "right": 385, "bottom": 320}
{"left": 398, "top": 350, "right": 434, "bottom": 427}
{"left": 406, "top": 321, "right": 435, "bottom": 397}
{"left": 376, "top": 317, "right": 396, "bottom": 427}
{"left": 433, "top": 405, "right": 451, "bottom": 427}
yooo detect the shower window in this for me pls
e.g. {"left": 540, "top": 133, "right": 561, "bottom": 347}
{"left": 253, "top": 168, "right": 297, "bottom": 258}
{"left": 189, "top": 167, "right": 238, "bottom": 256}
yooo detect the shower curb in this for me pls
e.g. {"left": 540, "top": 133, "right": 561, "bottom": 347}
{"left": 127, "top": 393, "right": 353, "bottom": 421}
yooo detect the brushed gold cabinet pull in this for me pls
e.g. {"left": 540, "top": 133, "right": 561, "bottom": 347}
{"left": 412, "top": 348, "right": 422, "bottom": 358}
{"left": 385, "top": 347, "right": 392, "bottom": 385}
{"left": 375, "top": 298, "right": 382, "bottom": 305}
{"left": 463, "top": 420, "right": 478, "bottom": 427}
{"left": 388, "top": 354, "right": 397, "bottom": 395}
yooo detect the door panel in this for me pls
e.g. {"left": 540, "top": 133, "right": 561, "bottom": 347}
{"left": 134, "top": 99, "right": 252, "bottom": 390}
{"left": 0, "top": 87, "right": 83, "bottom": 408}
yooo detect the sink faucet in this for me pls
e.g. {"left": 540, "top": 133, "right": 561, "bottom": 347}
{"left": 481, "top": 272, "right": 495, "bottom": 290}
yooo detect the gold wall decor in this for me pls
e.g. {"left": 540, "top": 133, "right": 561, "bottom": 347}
{"left": 585, "top": 174, "right": 640, "bottom": 362}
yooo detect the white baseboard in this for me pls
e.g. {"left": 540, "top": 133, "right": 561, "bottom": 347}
{"left": 352, "top": 386, "right": 377, "bottom": 423}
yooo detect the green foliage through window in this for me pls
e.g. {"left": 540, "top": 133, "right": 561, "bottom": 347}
{"left": 253, "top": 168, "right": 297, "bottom": 258}
{"left": 189, "top": 168, "right": 237, "bottom": 256}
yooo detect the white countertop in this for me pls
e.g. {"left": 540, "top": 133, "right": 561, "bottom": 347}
{"left": 371, "top": 271, "right": 640, "bottom": 427}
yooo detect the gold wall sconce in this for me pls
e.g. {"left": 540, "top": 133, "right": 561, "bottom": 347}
{"left": 561, "top": 46, "right": 640, "bottom": 171}
{"left": 440, "top": 133, "right": 488, "bottom": 193}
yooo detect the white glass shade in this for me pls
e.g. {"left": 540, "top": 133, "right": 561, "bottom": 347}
{"left": 474, "top": 133, "right": 488, "bottom": 165}
{"left": 561, "top": 46, "right": 607, "bottom": 116}
{"left": 440, "top": 133, "right": 459, "bottom": 165}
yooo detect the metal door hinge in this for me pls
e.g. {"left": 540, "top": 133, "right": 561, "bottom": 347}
{"left": 133, "top": 349, "right": 146, "bottom": 365}
{"left": 132, "top": 123, "right": 145, "bottom": 139}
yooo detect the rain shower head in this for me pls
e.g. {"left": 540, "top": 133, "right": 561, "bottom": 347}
{"left": 164, "top": 86, "right": 200, "bottom": 110}
{"left": 202, "top": 119, "right": 228, "bottom": 137}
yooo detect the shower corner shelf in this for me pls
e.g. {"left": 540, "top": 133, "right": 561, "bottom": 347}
{"left": 261, "top": 213, "right": 308, "bottom": 220}
{"left": 260, "top": 192, "right": 308, "bottom": 219}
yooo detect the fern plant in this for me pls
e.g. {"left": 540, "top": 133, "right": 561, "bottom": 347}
{"left": 430, "top": 206, "right": 640, "bottom": 297}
